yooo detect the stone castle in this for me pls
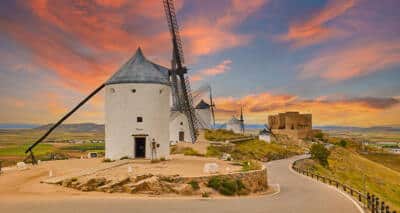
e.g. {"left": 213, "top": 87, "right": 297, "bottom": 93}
{"left": 268, "top": 112, "right": 313, "bottom": 140}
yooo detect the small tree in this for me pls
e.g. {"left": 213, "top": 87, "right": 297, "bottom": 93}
{"left": 310, "top": 143, "right": 330, "bottom": 167}
{"left": 314, "top": 132, "right": 324, "bottom": 140}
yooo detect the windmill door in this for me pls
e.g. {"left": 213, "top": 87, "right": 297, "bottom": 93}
{"left": 179, "top": 131, "right": 185, "bottom": 141}
{"left": 135, "top": 137, "right": 146, "bottom": 158}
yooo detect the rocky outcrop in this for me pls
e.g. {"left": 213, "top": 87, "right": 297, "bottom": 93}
{"left": 58, "top": 167, "right": 268, "bottom": 196}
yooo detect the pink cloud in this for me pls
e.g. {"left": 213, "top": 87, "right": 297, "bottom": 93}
{"left": 190, "top": 59, "right": 232, "bottom": 82}
{"left": 300, "top": 39, "right": 400, "bottom": 81}
{"left": 278, "top": 0, "right": 356, "bottom": 48}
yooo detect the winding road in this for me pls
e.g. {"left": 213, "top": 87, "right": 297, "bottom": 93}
{"left": 0, "top": 156, "right": 361, "bottom": 213}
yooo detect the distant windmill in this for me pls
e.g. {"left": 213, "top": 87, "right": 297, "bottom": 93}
{"left": 239, "top": 105, "right": 245, "bottom": 134}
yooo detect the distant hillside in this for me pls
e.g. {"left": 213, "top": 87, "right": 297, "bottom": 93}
{"left": 35, "top": 123, "right": 104, "bottom": 133}
{"left": 316, "top": 125, "right": 400, "bottom": 132}
{"left": 0, "top": 124, "right": 40, "bottom": 129}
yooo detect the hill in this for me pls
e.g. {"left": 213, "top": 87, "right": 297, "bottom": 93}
{"left": 298, "top": 147, "right": 400, "bottom": 211}
{"left": 34, "top": 123, "right": 104, "bottom": 133}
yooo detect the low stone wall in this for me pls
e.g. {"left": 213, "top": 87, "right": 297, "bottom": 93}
{"left": 58, "top": 166, "right": 268, "bottom": 196}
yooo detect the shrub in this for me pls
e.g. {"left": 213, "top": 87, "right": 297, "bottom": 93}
{"left": 188, "top": 180, "right": 200, "bottom": 190}
{"left": 338, "top": 139, "right": 347, "bottom": 147}
{"left": 160, "top": 157, "right": 166, "bottom": 161}
{"left": 310, "top": 143, "right": 330, "bottom": 167}
{"left": 207, "top": 176, "right": 247, "bottom": 196}
{"left": 314, "top": 132, "right": 324, "bottom": 140}
{"left": 207, "top": 176, "right": 223, "bottom": 189}
{"left": 102, "top": 158, "right": 113, "bottom": 163}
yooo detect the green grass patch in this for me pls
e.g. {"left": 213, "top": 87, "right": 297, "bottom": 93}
{"left": 60, "top": 143, "right": 104, "bottom": 152}
{"left": 204, "top": 129, "right": 246, "bottom": 141}
{"left": 0, "top": 143, "right": 55, "bottom": 156}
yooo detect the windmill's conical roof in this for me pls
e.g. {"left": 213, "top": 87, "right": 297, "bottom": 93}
{"left": 195, "top": 99, "right": 210, "bottom": 109}
{"left": 106, "top": 48, "right": 170, "bottom": 85}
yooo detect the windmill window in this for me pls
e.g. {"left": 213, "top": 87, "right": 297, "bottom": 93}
{"left": 159, "top": 89, "right": 163, "bottom": 94}
{"left": 131, "top": 89, "right": 136, "bottom": 93}
{"left": 137, "top": 117, "right": 143, "bottom": 123}
{"left": 110, "top": 88, "right": 115, "bottom": 93}
{"left": 180, "top": 122, "right": 183, "bottom": 125}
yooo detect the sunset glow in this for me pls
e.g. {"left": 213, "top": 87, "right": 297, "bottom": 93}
{"left": 0, "top": 0, "right": 399, "bottom": 126}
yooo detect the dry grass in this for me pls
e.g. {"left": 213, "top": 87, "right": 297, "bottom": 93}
{"left": 207, "top": 139, "right": 304, "bottom": 161}
{"left": 298, "top": 147, "right": 400, "bottom": 211}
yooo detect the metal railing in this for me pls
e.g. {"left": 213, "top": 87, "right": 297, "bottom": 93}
{"left": 292, "top": 159, "right": 397, "bottom": 213}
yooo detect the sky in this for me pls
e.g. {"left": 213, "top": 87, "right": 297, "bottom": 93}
{"left": 0, "top": 0, "right": 399, "bottom": 127}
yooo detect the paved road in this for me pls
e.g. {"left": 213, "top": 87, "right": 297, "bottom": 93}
{"left": 0, "top": 156, "right": 360, "bottom": 213}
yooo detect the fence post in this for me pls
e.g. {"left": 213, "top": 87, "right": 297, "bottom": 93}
{"left": 372, "top": 195, "right": 375, "bottom": 211}
{"left": 381, "top": 201, "right": 385, "bottom": 213}
{"left": 375, "top": 197, "right": 379, "bottom": 213}
{"left": 385, "top": 206, "right": 389, "bottom": 213}
{"left": 336, "top": 182, "right": 339, "bottom": 188}
{"left": 0, "top": 160, "right": 2, "bottom": 175}
{"left": 367, "top": 193, "right": 371, "bottom": 209}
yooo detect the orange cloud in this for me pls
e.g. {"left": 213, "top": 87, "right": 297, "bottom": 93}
{"left": 95, "top": 0, "right": 127, "bottom": 8}
{"left": 279, "top": 0, "right": 356, "bottom": 47}
{"left": 0, "top": 0, "right": 268, "bottom": 93}
{"left": 182, "top": 0, "right": 267, "bottom": 57}
{"left": 214, "top": 92, "right": 400, "bottom": 126}
{"left": 300, "top": 39, "right": 400, "bottom": 81}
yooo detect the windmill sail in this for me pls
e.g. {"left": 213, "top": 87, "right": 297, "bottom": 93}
{"left": 164, "top": 0, "right": 199, "bottom": 142}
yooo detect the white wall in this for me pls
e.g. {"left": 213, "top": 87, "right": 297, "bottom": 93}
{"left": 169, "top": 112, "right": 191, "bottom": 143}
{"left": 105, "top": 83, "right": 170, "bottom": 160}
{"left": 259, "top": 134, "right": 271, "bottom": 143}
{"left": 196, "top": 108, "right": 212, "bottom": 129}
{"left": 226, "top": 123, "right": 242, "bottom": 134}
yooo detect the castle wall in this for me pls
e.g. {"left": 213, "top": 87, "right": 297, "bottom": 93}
{"left": 268, "top": 112, "right": 313, "bottom": 140}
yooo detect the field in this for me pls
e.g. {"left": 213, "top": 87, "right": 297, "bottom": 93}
{"left": 360, "top": 153, "right": 400, "bottom": 172}
{"left": 297, "top": 147, "right": 400, "bottom": 211}
{"left": 0, "top": 129, "right": 104, "bottom": 166}
{"left": 325, "top": 129, "right": 400, "bottom": 142}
